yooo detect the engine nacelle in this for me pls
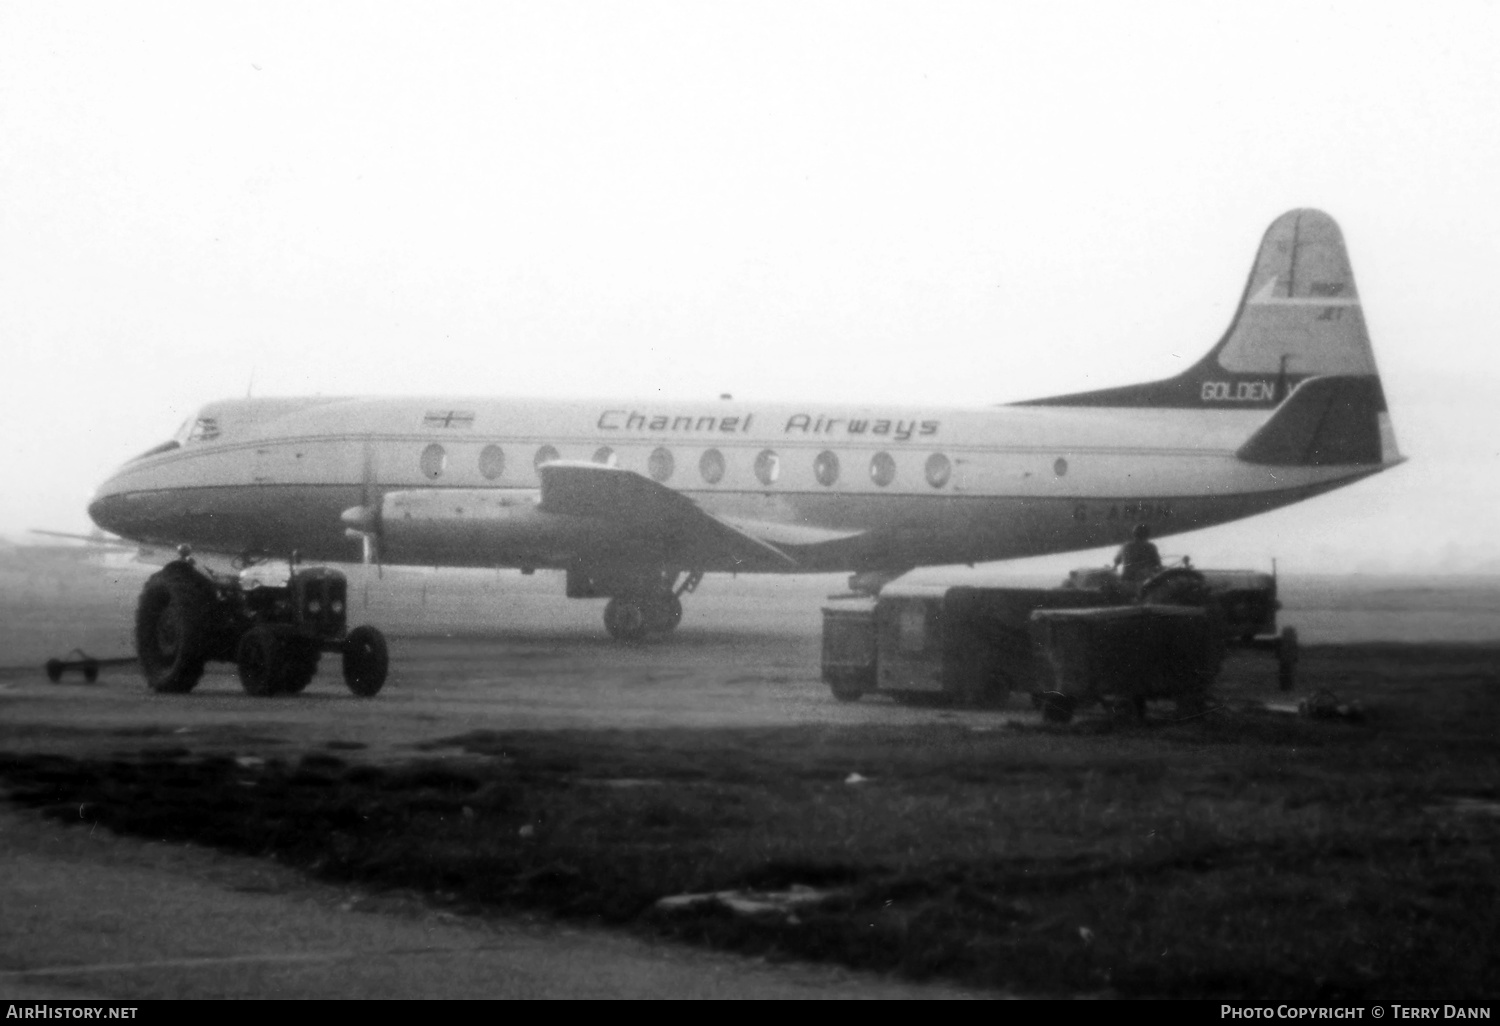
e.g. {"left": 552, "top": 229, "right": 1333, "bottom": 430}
{"left": 375, "top": 489, "right": 641, "bottom": 567}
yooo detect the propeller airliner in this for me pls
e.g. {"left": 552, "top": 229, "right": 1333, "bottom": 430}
{"left": 88, "top": 209, "right": 1400, "bottom": 693}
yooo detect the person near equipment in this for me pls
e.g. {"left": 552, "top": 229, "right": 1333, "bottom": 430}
{"left": 1114, "top": 524, "right": 1163, "bottom": 584}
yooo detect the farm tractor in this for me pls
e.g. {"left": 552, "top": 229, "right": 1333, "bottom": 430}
{"left": 133, "top": 548, "right": 389, "bottom": 697}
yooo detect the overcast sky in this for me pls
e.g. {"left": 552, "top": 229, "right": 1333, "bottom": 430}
{"left": 2, "top": 2, "right": 1496, "bottom": 573}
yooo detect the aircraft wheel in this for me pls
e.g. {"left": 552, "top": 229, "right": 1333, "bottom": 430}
{"left": 342, "top": 625, "right": 388, "bottom": 697}
{"left": 1276, "top": 627, "right": 1299, "bottom": 691}
{"left": 135, "top": 567, "right": 213, "bottom": 694}
{"left": 643, "top": 594, "right": 683, "bottom": 635}
{"left": 604, "top": 597, "right": 650, "bottom": 641}
{"left": 236, "top": 626, "right": 285, "bottom": 698}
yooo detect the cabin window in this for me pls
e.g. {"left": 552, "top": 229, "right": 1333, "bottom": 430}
{"left": 924, "top": 453, "right": 951, "bottom": 488}
{"left": 534, "top": 445, "right": 559, "bottom": 470}
{"left": 1054, "top": 457, "right": 1068, "bottom": 477}
{"left": 813, "top": 450, "right": 840, "bottom": 487}
{"left": 593, "top": 446, "right": 617, "bottom": 466}
{"left": 869, "top": 451, "right": 896, "bottom": 487}
{"left": 420, "top": 443, "right": 447, "bottom": 480}
{"left": 699, "top": 448, "right": 726, "bottom": 484}
{"left": 187, "top": 417, "right": 220, "bottom": 443}
{"left": 754, "top": 449, "right": 780, "bottom": 486}
{"left": 479, "top": 445, "right": 505, "bottom": 480}
{"left": 648, "top": 447, "right": 675, "bottom": 482}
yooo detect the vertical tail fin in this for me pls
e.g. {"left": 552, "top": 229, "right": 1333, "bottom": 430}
{"left": 1020, "top": 209, "right": 1387, "bottom": 412}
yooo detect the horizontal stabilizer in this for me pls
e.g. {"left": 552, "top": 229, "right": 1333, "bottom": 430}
{"left": 1236, "top": 376, "right": 1384, "bottom": 466}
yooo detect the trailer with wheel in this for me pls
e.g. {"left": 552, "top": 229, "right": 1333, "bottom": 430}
{"left": 820, "top": 584, "right": 1101, "bottom": 705}
{"left": 1028, "top": 604, "right": 1223, "bottom": 722}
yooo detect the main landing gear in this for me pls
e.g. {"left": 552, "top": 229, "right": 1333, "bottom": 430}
{"left": 603, "top": 593, "right": 683, "bottom": 641}
{"left": 133, "top": 550, "right": 390, "bottom": 698}
{"left": 584, "top": 569, "right": 701, "bottom": 642}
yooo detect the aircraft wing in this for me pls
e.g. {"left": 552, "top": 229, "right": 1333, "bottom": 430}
{"left": 28, "top": 528, "right": 136, "bottom": 551}
{"left": 536, "top": 461, "right": 801, "bottom": 571}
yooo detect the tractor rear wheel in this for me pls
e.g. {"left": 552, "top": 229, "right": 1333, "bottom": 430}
{"left": 135, "top": 567, "right": 215, "bottom": 694}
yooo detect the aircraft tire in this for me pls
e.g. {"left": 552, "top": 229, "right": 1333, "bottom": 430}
{"left": 342, "top": 625, "right": 388, "bottom": 697}
{"left": 643, "top": 594, "right": 683, "bottom": 635}
{"left": 135, "top": 568, "right": 213, "bottom": 694}
{"left": 236, "top": 626, "right": 285, "bottom": 697}
{"left": 603, "top": 597, "right": 650, "bottom": 641}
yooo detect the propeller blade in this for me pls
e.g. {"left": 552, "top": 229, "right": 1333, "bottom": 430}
{"left": 362, "top": 436, "right": 383, "bottom": 579}
{"left": 341, "top": 436, "right": 384, "bottom": 578}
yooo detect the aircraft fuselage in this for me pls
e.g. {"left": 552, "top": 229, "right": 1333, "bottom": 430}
{"left": 89, "top": 394, "right": 1386, "bottom": 574}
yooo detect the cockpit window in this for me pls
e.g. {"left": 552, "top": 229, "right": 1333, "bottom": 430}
{"left": 128, "top": 440, "right": 181, "bottom": 463}
{"left": 171, "top": 414, "right": 222, "bottom": 445}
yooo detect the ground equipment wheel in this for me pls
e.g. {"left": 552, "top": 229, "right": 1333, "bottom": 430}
{"left": 643, "top": 594, "right": 683, "bottom": 635}
{"left": 342, "top": 625, "right": 388, "bottom": 697}
{"left": 135, "top": 567, "right": 214, "bottom": 693}
{"left": 826, "top": 670, "right": 870, "bottom": 703}
{"left": 1276, "top": 627, "right": 1299, "bottom": 691}
{"left": 1175, "top": 690, "right": 1209, "bottom": 717}
{"left": 603, "top": 597, "right": 649, "bottom": 641}
{"left": 236, "top": 626, "right": 286, "bottom": 697}
{"left": 278, "top": 641, "right": 321, "bottom": 695}
{"left": 1040, "top": 691, "right": 1076, "bottom": 724}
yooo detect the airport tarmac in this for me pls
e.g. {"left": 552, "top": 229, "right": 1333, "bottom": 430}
{"left": 0, "top": 568, "right": 1005, "bottom": 1000}
{"left": 3, "top": 562, "right": 1498, "bottom": 998}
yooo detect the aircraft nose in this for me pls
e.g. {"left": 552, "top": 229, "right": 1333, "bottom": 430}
{"left": 88, "top": 490, "right": 124, "bottom": 537}
{"left": 88, "top": 470, "right": 136, "bottom": 538}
